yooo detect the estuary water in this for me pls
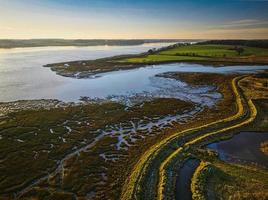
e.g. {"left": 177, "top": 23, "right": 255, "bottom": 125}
{"left": 0, "top": 44, "right": 268, "bottom": 103}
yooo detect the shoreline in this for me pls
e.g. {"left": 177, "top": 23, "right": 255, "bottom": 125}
{"left": 0, "top": 39, "right": 186, "bottom": 49}
{"left": 44, "top": 43, "right": 268, "bottom": 79}
{"left": 46, "top": 60, "right": 268, "bottom": 79}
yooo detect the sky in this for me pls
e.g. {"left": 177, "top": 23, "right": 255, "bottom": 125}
{"left": 0, "top": 0, "right": 268, "bottom": 39}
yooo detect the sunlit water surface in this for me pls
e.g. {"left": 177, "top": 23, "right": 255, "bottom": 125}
{"left": 0, "top": 44, "right": 268, "bottom": 104}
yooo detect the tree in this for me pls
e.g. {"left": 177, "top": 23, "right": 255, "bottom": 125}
{"left": 147, "top": 49, "right": 154, "bottom": 54}
{"left": 147, "top": 48, "right": 156, "bottom": 54}
{"left": 235, "top": 47, "right": 244, "bottom": 55}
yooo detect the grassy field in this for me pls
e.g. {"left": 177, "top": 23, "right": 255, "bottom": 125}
{"left": 121, "top": 54, "right": 206, "bottom": 63}
{"left": 120, "top": 44, "right": 268, "bottom": 64}
{"left": 159, "top": 45, "right": 268, "bottom": 57}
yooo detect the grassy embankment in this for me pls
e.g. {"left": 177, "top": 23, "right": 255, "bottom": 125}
{"left": 191, "top": 99, "right": 268, "bottom": 200}
{"left": 158, "top": 72, "right": 267, "bottom": 199}
{"left": 190, "top": 75, "right": 268, "bottom": 200}
{"left": 189, "top": 147, "right": 268, "bottom": 200}
{"left": 190, "top": 161, "right": 210, "bottom": 200}
{"left": 121, "top": 72, "right": 268, "bottom": 200}
{"left": 120, "top": 75, "right": 245, "bottom": 200}
{"left": 157, "top": 76, "right": 254, "bottom": 200}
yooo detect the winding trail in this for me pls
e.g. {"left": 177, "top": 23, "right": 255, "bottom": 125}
{"left": 120, "top": 75, "right": 256, "bottom": 200}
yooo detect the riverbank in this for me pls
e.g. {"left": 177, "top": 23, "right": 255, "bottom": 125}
{"left": 44, "top": 42, "right": 268, "bottom": 78}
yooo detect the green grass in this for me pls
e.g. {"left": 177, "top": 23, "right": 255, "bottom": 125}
{"left": 207, "top": 161, "right": 268, "bottom": 200}
{"left": 260, "top": 140, "right": 268, "bottom": 155}
{"left": 159, "top": 45, "right": 268, "bottom": 57}
{"left": 121, "top": 54, "right": 206, "bottom": 63}
{"left": 120, "top": 44, "right": 268, "bottom": 64}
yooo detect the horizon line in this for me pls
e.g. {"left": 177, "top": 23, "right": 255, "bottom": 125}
{"left": 1, "top": 38, "right": 268, "bottom": 40}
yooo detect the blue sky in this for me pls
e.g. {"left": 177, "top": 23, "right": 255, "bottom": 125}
{"left": 0, "top": 0, "right": 268, "bottom": 39}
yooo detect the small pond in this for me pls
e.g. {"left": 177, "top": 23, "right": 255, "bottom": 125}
{"left": 207, "top": 132, "right": 268, "bottom": 168}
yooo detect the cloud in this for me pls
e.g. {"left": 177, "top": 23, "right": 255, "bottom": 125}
{"left": 172, "top": 28, "right": 267, "bottom": 39}
{"left": 211, "top": 19, "right": 268, "bottom": 30}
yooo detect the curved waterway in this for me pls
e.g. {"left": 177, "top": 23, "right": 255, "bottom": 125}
{"left": 208, "top": 132, "right": 268, "bottom": 168}
{"left": 175, "top": 159, "right": 200, "bottom": 200}
{"left": 0, "top": 44, "right": 268, "bottom": 103}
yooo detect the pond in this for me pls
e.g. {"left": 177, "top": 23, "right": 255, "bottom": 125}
{"left": 207, "top": 132, "right": 268, "bottom": 168}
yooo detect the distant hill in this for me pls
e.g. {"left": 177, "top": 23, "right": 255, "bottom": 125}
{"left": 0, "top": 39, "right": 199, "bottom": 48}
{"left": 198, "top": 40, "right": 268, "bottom": 48}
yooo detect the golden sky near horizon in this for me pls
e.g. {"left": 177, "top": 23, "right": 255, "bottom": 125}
{"left": 1, "top": 0, "right": 268, "bottom": 39}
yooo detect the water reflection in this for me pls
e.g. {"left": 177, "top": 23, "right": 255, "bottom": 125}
{"left": 0, "top": 45, "right": 267, "bottom": 103}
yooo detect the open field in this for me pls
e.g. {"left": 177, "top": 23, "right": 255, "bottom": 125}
{"left": 121, "top": 44, "right": 268, "bottom": 63}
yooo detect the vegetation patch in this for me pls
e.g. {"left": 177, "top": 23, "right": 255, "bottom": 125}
{"left": 260, "top": 140, "right": 268, "bottom": 155}
{"left": 191, "top": 161, "right": 211, "bottom": 200}
{"left": 205, "top": 160, "right": 268, "bottom": 200}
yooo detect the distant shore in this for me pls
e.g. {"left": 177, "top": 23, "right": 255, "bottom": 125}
{"left": 0, "top": 39, "right": 199, "bottom": 49}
